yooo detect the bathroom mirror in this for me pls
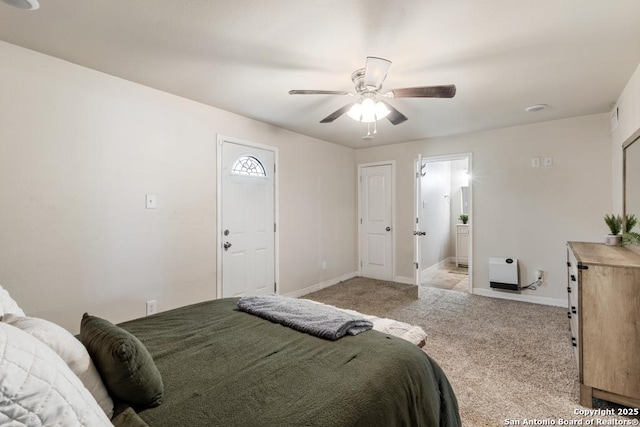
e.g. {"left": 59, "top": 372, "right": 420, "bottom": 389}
{"left": 460, "top": 186, "right": 469, "bottom": 215}
{"left": 623, "top": 136, "right": 640, "bottom": 239}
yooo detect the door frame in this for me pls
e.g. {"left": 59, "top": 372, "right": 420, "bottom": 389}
{"left": 216, "top": 134, "right": 279, "bottom": 299}
{"left": 415, "top": 152, "right": 473, "bottom": 293}
{"left": 357, "top": 161, "right": 396, "bottom": 281}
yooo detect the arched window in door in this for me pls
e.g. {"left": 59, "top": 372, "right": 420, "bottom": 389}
{"left": 231, "top": 156, "right": 267, "bottom": 177}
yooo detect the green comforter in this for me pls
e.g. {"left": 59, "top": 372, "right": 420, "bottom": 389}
{"left": 116, "top": 298, "right": 460, "bottom": 427}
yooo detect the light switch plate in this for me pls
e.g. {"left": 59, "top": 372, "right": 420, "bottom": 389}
{"left": 146, "top": 194, "right": 156, "bottom": 209}
{"left": 543, "top": 157, "right": 553, "bottom": 167}
{"left": 531, "top": 157, "right": 540, "bottom": 168}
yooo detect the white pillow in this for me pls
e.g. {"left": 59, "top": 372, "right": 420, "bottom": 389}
{"left": 2, "top": 314, "right": 114, "bottom": 419}
{"left": 0, "top": 285, "right": 25, "bottom": 317}
{"left": 0, "top": 322, "right": 112, "bottom": 426}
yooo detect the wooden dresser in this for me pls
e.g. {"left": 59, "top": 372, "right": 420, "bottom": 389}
{"left": 566, "top": 242, "right": 640, "bottom": 408}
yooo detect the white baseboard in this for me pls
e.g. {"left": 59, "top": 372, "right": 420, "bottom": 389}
{"left": 473, "top": 288, "right": 567, "bottom": 308}
{"left": 394, "top": 276, "right": 415, "bottom": 285}
{"left": 420, "top": 257, "right": 454, "bottom": 281}
{"left": 283, "top": 271, "right": 358, "bottom": 298}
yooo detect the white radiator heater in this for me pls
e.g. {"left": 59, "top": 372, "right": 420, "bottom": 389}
{"left": 489, "top": 257, "right": 519, "bottom": 291}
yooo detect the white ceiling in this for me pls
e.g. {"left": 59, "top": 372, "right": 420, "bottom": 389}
{"left": 1, "top": 0, "right": 639, "bottom": 148}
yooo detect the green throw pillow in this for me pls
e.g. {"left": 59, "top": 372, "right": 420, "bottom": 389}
{"left": 80, "top": 313, "right": 164, "bottom": 409}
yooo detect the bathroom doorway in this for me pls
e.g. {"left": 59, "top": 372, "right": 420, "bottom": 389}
{"left": 415, "top": 153, "right": 472, "bottom": 294}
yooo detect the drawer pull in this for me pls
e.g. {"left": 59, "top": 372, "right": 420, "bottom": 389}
{"left": 571, "top": 337, "right": 577, "bottom": 347}
{"left": 567, "top": 286, "right": 572, "bottom": 293}
{"left": 571, "top": 306, "right": 577, "bottom": 314}
{"left": 567, "top": 262, "right": 571, "bottom": 267}
{"left": 567, "top": 311, "right": 572, "bottom": 319}
{"left": 570, "top": 274, "right": 576, "bottom": 282}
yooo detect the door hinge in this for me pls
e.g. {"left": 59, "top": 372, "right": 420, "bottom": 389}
{"left": 416, "top": 172, "right": 419, "bottom": 178}
{"left": 415, "top": 262, "right": 419, "bottom": 270}
{"left": 274, "top": 223, "right": 276, "bottom": 232}
{"left": 360, "top": 218, "right": 362, "bottom": 224}
{"left": 416, "top": 217, "right": 419, "bottom": 224}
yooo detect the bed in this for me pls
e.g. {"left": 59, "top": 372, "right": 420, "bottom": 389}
{"left": 110, "top": 298, "right": 461, "bottom": 427}
{"left": 0, "top": 285, "right": 460, "bottom": 427}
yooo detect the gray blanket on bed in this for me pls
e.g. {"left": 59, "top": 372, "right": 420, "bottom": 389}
{"left": 237, "top": 295, "right": 373, "bottom": 340}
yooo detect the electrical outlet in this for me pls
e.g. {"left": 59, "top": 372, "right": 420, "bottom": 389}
{"left": 146, "top": 300, "right": 157, "bottom": 316}
{"left": 535, "top": 270, "right": 544, "bottom": 282}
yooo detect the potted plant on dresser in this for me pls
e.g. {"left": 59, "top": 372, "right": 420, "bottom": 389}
{"left": 623, "top": 213, "right": 639, "bottom": 246}
{"left": 604, "top": 214, "right": 622, "bottom": 246}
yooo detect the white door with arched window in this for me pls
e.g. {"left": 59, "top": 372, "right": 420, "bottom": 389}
{"left": 219, "top": 138, "right": 275, "bottom": 298}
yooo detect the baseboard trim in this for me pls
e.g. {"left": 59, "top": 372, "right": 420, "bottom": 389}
{"left": 473, "top": 288, "right": 567, "bottom": 308}
{"left": 284, "top": 271, "right": 358, "bottom": 298}
{"left": 394, "top": 276, "right": 415, "bottom": 285}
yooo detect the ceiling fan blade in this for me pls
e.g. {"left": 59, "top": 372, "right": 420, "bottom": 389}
{"left": 289, "top": 90, "right": 352, "bottom": 95}
{"left": 364, "top": 56, "right": 392, "bottom": 90}
{"left": 320, "top": 103, "right": 354, "bottom": 123}
{"left": 386, "top": 85, "right": 456, "bottom": 98}
{"left": 380, "top": 101, "right": 408, "bottom": 125}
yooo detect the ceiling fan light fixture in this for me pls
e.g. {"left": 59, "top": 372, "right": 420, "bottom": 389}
{"left": 290, "top": 56, "right": 456, "bottom": 131}
{"left": 1, "top": 0, "right": 39, "bottom": 10}
{"left": 347, "top": 102, "right": 362, "bottom": 121}
{"left": 359, "top": 98, "right": 376, "bottom": 123}
{"left": 374, "top": 101, "right": 390, "bottom": 120}
{"left": 347, "top": 98, "right": 390, "bottom": 123}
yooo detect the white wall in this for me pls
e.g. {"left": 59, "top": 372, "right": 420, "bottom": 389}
{"left": 612, "top": 63, "right": 640, "bottom": 213}
{"left": 420, "top": 161, "right": 451, "bottom": 269}
{"left": 449, "top": 159, "right": 469, "bottom": 252}
{"left": 0, "top": 41, "right": 357, "bottom": 333}
{"left": 356, "top": 114, "right": 612, "bottom": 304}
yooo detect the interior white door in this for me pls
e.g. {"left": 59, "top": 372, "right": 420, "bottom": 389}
{"left": 360, "top": 164, "right": 393, "bottom": 281}
{"left": 221, "top": 141, "right": 275, "bottom": 297}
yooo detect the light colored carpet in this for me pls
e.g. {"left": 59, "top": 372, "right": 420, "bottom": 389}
{"left": 304, "top": 277, "right": 637, "bottom": 427}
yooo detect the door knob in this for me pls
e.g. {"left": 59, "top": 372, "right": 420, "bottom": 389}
{"left": 386, "top": 227, "right": 392, "bottom": 231}
{"left": 223, "top": 242, "right": 232, "bottom": 250}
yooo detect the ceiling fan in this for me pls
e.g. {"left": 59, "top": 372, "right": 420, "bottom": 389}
{"left": 289, "top": 56, "right": 456, "bottom": 137}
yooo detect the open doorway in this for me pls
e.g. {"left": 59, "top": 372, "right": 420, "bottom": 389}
{"left": 415, "top": 153, "right": 472, "bottom": 294}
